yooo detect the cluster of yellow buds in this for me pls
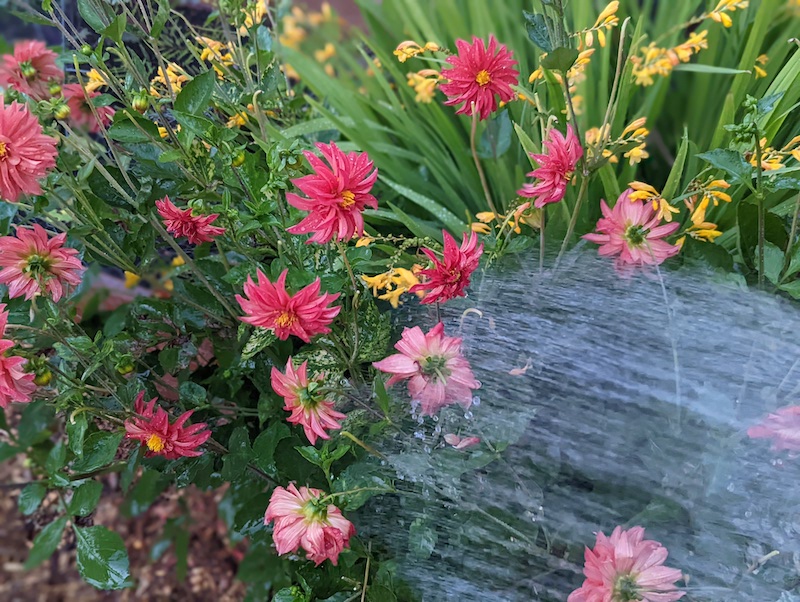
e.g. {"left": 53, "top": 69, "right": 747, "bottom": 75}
{"left": 631, "top": 30, "right": 708, "bottom": 86}
{"left": 83, "top": 68, "right": 108, "bottom": 93}
{"left": 584, "top": 117, "right": 649, "bottom": 166}
{"left": 687, "top": 177, "right": 732, "bottom": 207}
{"left": 749, "top": 136, "right": 800, "bottom": 171}
{"left": 708, "top": 0, "right": 749, "bottom": 27}
{"left": 240, "top": 0, "right": 268, "bottom": 33}
{"left": 678, "top": 196, "right": 722, "bottom": 245}
{"left": 406, "top": 69, "right": 442, "bottom": 104}
{"left": 629, "top": 182, "right": 680, "bottom": 222}
{"left": 149, "top": 63, "right": 190, "bottom": 98}
{"left": 471, "top": 202, "right": 542, "bottom": 236}
{"left": 621, "top": 117, "right": 650, "bottom": 165}
{"left": 754, "top": 54, "right": 768, "bottom": 79}
{"left": 361, "top": 268, "right": 423, "bottom": 308}
{"left": 226, "top": 104, "right": 256, "bottom": 129}
{"left": 576, "top": 1, "right": 620, "bottom": 49}
{"left": 393, "top": 40, "right": 441, "bottom": 63}
{"left": 196, "top": 37, "right": 235, "bottom": 77}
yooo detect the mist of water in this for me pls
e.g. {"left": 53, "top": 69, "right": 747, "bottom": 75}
{"left": 354, "top": 248, "right": 800, "bottom": 602}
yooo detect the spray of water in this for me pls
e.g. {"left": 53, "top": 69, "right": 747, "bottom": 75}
{"left": 354, "top": 249, "right": 800, "bottom": 602}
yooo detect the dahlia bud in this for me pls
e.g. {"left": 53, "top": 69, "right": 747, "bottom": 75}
{"left": 33, "top": 370, "right": 52, "bottom": 387}
{"left": 80, "top": 44, "right": 93, "bottom": 56}
{"left": 20, "top": 62, "right": 37, "bottom": 80}
{"left": 48, "top": 82, "right": 62, "bottom": 96}
{"left": 231, "top": 151, "right": 246, "bottom": 167}
{"left": 116, "top": 357, "right": 135, "bottom": 375}
{"left": 53, "top": 102, "right": 71, "bottom": 120}
{"left": 131, "top": 90, "right": 149, "bottom": 114}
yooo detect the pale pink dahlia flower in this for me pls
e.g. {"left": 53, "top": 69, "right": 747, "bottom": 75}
{"left": 155, "top": 196, "right": 226, "bottom": 245}
{"left": 0, "top": 224, "right": 84, "bottom": 302}
{"left": 439, "top": 35, "right": 519, "bottom": 121}
{"left": 124, "top": 391, "right": 211, "bottom": 459}
{"left": 748, "top": 406, "right": 800, "bottom": 453}
{"left": 583, "top": 190, "right": 680, "bottom": 266}
{"left": 236, "top": 269, "right": 341, "bottom": 343}
{"left": 271, "top": 358, "right": 346, "bottom": 445}
{"left": 410, "top": 230, "right": 483, "bottom": 305}
{"left": 373, "top": 322, "right": 479, "bottom": 416}
{"left": 62, "top": 83, "right": 115, "bottom": 133}
{"left": 518, "top": 125, "right": 583, "bottom": 207}
{"left": 0, "top": 303, "right": 35, "bottom": 408}
{"left": 265, "top": 483, "right": 355, "bottom": 566}
{"left": 0, "top": 99, "right": 58, "bottom": 203}
{"left": 0, "top": 40, "right": 63, "bottom": 100}
{"left": 287, "top": 142, "right": 378, "bottom": 244}
{"left": 568, "top": 525, "right": 684, "bottom": 602}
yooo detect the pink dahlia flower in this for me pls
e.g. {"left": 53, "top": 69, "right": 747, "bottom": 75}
{"left": 0, "top": 99, "right": 58, "bottom": 203}
{"left": 748, "top": 406, "right": 800, "bottom": 453}
{"left": 265, "top": 483, "right": 355, "bottom": 566}
{"left": 568, "top": 525, "right": 684, "bottom": 602}
{"left": 236, "top": 269, "right": 341, "bottom": 343}
{"left": 62, "top": 83, "right": 115, "bottom": 133}
{"left": 287, "top": 142, "right": 378, "bottom": 244}
{"left": 410, "top": 230, "right": 483, "bottom": 305}
{"left": 271, "top": 358, "right": 346, "bottom": 445}
{"left": 0, "top": 304, "right": 35, "bottom": 408}
{"left": 518, "top": 125, "right": 583, "bottom": 207}
{"left": 0, "top": 224, "right": 84, "bottom": 302}
{"left": 583, "top": 190, "right": 680, "bottom": 266}
{"left": 0, "top": 40, "right": 63, "bottom": 100}
{"left": 124, "top": 391, "right": 211, "bottom": 459}
{"left": 439, "top": 35, "right": 519, "bottom": 121}
{"left": 155, "top": 196, "right": 226, "bottom": 245}
{"left": 373, "top": 322, "right": 479, "bottom": 416}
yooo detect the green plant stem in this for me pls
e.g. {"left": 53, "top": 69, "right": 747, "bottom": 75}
{"left": 470, "top": 108, "right": 500, "bottom": 217}
{"left": 754, "top": 136, "right": 765, "bottom": 289}
{"left": 780, "top": 193, "right": 800, "bottom": 282}
{"left": 337, "top": 242, "right": 361, "bottom": 366}
{"left": 539, "top": 206, "right": 546, "bottom": 272}
{"left": 555, "top": 175, "right": 590, "bottom": 269}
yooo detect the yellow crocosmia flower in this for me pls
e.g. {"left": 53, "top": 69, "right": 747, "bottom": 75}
{"left": 240, "top": 0, "right": 268, "bottom": 33}
{"left": 654, "top": 198, "right": 681, "bottom": 222}
{"left": 471, "top": 222, "right": 492, "bottom": 234}
{"left": 621, "top": 117, "right": 647, "bottom": 136}
{"left": 84, "top": 68, "right": 107, "bottom": 93}
{"left": 594, "top": 1, "right": 620, "bottom": 28}
{"left": 406, "top": 70, "right": 440, "bottom": 104}
{"left": 754, "top": 54, "right": 768, "bottom": 78}
{"left": 355, "top": 236, "right": 374, "bottom": 248}
{"left": 227, "top": 111, "right": 249, "bottom": 128}
{"left": 624, "top": 143, "right": 649, "bottom": 165}
{"left": 392, "top": 268, "right": 420, "bottom": 290}
{"left": 124, "top": 271, "right": 141, "bottom": 288}
{"left": 164, "top": 279, "right": 174, "bottom": 292}
{"left": 361, "top": 273, "right": 390, "bottom": 295}
{"left": 314, "top": 43, "right": 336, "bottom": 63}
{"left": 628, "top": 181, "right": 660, "bottom": 201}
{"left": 323, "top": 64, "right": 336, "bottom": 77}
{"left": 423, "top": 42, "right": 440, "bottom": 52}
{"left": 703, "top": 179, "right": 732, "bottom": 205}
{"left": 394, "top": 41, "right": 423, "bottom": 63}
{"left": 378, "top": 287, "right": 405, "bottom": 309}
{"left": 171, "top": 256, "right": 185, "bottom": 267}
{"left": 149, "top": 63, "right": 189, "bottom": 98}
{"left": 475, "top": 211, "right": 498, "bottom": 223}
{"left": 158, "top": 126, "right": 169, "bottom": 139}
{"left": 529, "top": 67, "right": 544, "bottom": 83}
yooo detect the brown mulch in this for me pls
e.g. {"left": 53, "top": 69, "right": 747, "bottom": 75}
{"left": 0, "top": 456, "right": 248, "bottom": 602}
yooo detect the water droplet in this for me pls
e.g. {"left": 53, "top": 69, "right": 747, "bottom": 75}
{"left": 472, "top": 396, "right": 481, "bottom": 406}
{"left": 464, "top": 411, "right": 473, "bottom": 420}
{"left": 432, "top": 415, "right": 439, "bottom": 422}
{"left": 423, "top": 445, "right": 431, "bottom": 454}
{"left": 726, "top": 482, "right": 735, "bottom": 493}
{"left": 433, "top": 425, "right": 442, "bottom": 434}
{"left": 745, "top": 510, "right": 753, "bottom": 518}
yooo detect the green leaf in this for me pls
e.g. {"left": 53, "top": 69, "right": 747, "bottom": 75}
{"left": 697, "top": 149, "right": 753, "bottom": 185}
{"left": 332, "top": 461, "right": 391, "bottom": 510}
{"left": 67, "top": 413, "right": 88, "bottom": 456}
{"left": 18, "top": 400, "right": 54, "bottom": 448}
{"left": 19, "top": 482, "right": 47, "bottom": 516}
{"left": 172, "top": 110, "right": 216, "bottom": 137}
{"left": 174, "top": 69, "right": 216, "bottom": 115}
{"left": 74, "top": 525, "right": 131, "bottom": 590}
{"left": 108, "top": 117, "right": 159, "bottom": 143}
{"left": 123, "top": 469, "right": 168, "bottom": 517}
{"left": 662, "top": 129, "right": 689, "bottom": 201}
{"left": 759, "top": 241, "right": 784, "bottom": 285}
{"left": 151, "top": 0, "right": 170, "bottom": 37}
{"left": 671, "top": 64, "right": 750, "bottom": 75}
{"left": 45, "top": 441, "right": 67, "bottom": 475}
{"left": 522, "top": 11, "right": 553, "bottom": 52}
{"left": 102, "top": 13, "right": 127, "bottom": 44}
{"left": 408, "top": 517, "right": 438, "bottom": 560}
{"left": 77, "top": 0, "right": 108, "bottom": 33}
{"left": 540, "top": 47, "right": 579, "bottom": 72}
{"left": 159, "top": 347, "right": 179, "bottom": 373}
{"left": 25, "top": 517, "right": 67, "bottom": 569}
{"left": 295, "top": 446, "right": 323, "bottom": 467}
{"left": 477, "top": 109, "right": 512, "bottom": 160}
{"left": 71, "top": 432, "right": 123, "bottom": 474}
{"left": 241, "top": 327, "right": 277, "bottom": 361}
{"left": 178, "top": 381, "right": 206, "bottom": 406}
{"left": 253, "top": 421, "right": 291, "bottom": 474}
{"left": 221, "top": 426, "right": 251, "bottom": 481}
{"left": 379, "top": 177, "right": 466, "bottom": 233}
{"left": 70, "top": 481, "right": 103, "bottom": 517}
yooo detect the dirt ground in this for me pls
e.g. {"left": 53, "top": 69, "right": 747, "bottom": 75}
{"left": 0, "top": 455, "right": 248, "bottom": 601}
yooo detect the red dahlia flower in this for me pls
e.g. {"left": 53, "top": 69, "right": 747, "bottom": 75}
{"left": 287, "top": 142, "right": 378, "bottom": 244}
{"left": 124, "top": 391, "right": 211, "bottom": 459}
{"left": 155, "top": 196, "right": 226, "bottom": 245}
{"left": 518, "top": 124, "right": 583, "bottom": 207}
{"left": 439, "top": 35, "right": 519, "bottom": 120}
{"left": 410, "top": 230, "right": 483, "bottom": 304}
{"left": 0, "top": 40, "right": 63, "bottom": 100}
{"left": 236, "top": 269, "right": 341, "bottom": 343}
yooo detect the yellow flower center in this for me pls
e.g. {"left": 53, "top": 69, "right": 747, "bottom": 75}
{"left": 340, "top": 190, "right": 356, "bottom": 208}
{"left": 0, "top": 141, "right": 7, "bottom": 159}
{"left": 475, "top": 69, "right": 492, "bottom": 86}
{"left": 275, "top": 311, "right": 297, "bottom": 328}
{"left": 146, "top": 433, "right": 165, "bottom": 452}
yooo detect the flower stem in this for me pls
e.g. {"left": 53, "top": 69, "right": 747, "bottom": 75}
{"left": 754, "top": 135, "right": 766, "bottom": 289}
{"left": 555, "top": 174, "right": 589, "bottom": 269}
{"left": 780, "top": 193, "right": 800, "bottom": 282}
{"left": 336, "top": 242, "right": 361, "bottom": 367}
{"left": 470, "top": 107, "right": 500, "bottom": 217}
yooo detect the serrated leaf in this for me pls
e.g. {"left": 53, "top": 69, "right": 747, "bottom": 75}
{"left": 25, "top": 517, "right": 67, "bottom": 569}
{"left": 19, "top": 482, "right": 47, "bottom": 516}
{"left": 241, "top": 327, "right": 277, "bottom": 361}
{"left": 45, "top": 441, "right": 67, "bottom": 475}
{"left": 477, "top": 109, "right": 512, "bottom": 160}
{"left": 540, "top": 47, "right": 579, "bottom": 72}
{"left": 71, "top": 432, "right": 123, "bottom": 474}
{"left": 174, "top": 69, "right": 215, "bottom": 115}
{"left": 178, "top": 381, "right": 206, "bottom": 406}
{"left": 70, "top": 481, "right": 103, "bottom": 517}
{"left": 697, "top": 149, "right": 753, "bottom": 185}
{"left": 77, "top": 0, "right": 108, "bottom": 33}
{"left": 522, "top": 10, "right": 553, "bottom": 52}
{"left": 295, "top": 445, "right": 323, "bottom": 467}
{"left": 74, "top": 525, "right": 131, "bottom": 590}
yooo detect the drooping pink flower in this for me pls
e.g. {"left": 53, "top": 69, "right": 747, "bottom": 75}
{"left": 0, "top": 40, "right": 63, "bottom": 100}
{"left": 286, "top": 142, "right": 378, "bottom": 244}
{"left": 265, "top": 483, "right": 355, "bottom": 566}
{"left": 124, "top": 391, "right": 211, "bottom": 459}
{"left": 236, "top": 269, "right": 341, "bottom": 343}
{"left": 0, "top": 99, "right": 58, "bottom": 203}
{"left": 373, "top": 322, "right": 479, "bottom": 416}
{"left": 0, "top": 304, "right": 35, "bottom": 409}
{"left": 518, "top": 125, "right": 583, "bottom": 207}
{"left": 443, "top": 433, "right": 480, "bottom": 450}
{"left": 410, "top": 230, "right": 483, "bottom": 304}
{"left": 155, "top": 196, "right": 226, "bottom": 245}
{"left": 748, "top": 406, "right": 800, "bottom": 453}
{"left": 439, "top": 35, "right": 519, "bottom": 120}
{"left": 271, "top": 358, "right": 346, "bottom": 445}
{"left": 568, "top": 525, "right": 684, "bottom": 602}
{"left": 0, "top": 224, "right": 84, "bottom": 302}
{"left": 583, "top": 190, "right": 680, "bottom": 266}
{"left": 62, "top": 83, "right": 115, "bottom": 133}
